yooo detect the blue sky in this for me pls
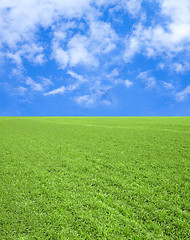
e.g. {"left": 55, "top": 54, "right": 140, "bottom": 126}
{"left": 0, "top": 0, "right": 190, "bottom": 116}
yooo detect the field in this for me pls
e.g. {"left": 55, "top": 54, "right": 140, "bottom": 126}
{"left": 0, "top": 117, "right": 190, "bottom": 239}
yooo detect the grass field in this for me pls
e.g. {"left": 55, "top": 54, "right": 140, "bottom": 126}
{"left": 0, "top": 117, "right": 190, "bottom": 239}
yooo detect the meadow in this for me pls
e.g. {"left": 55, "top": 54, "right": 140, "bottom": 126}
{"left": 0, "top": 117, "right": 190, "bottom": 239}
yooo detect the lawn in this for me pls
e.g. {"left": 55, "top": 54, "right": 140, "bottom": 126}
{"left": 0, "top": 117, "right": 190, "bottom": 239}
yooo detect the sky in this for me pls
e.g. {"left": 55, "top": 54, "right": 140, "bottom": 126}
{"left": 0, "top": 0, "right": 190, "bottom": 116}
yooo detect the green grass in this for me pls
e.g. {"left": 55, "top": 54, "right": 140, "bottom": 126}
{"left": 0, "top": 117, "right": 190, "bottom": 239}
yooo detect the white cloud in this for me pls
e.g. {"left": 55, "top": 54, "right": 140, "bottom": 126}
{"left": 124, "top": 79, "right": 133, "bottom": 88}
{"left": 124, "top": 0, "right": 142, "bottom": 17}
{"left": 137, "top": 71, "right": 156, "bottom": 88}
{"left": 173, "top": 62, "right": 190, "bottom": 73}
{"left": 51, "top": 18, "right": 118, "bottom": 68}
{"left": 40, "top": 77, "right": 53, "bottom": 86}
{"left": 7, "top": 52, "right": 22, "bottom": 66}
{"left": 74, "top": 94, "right": 95, "bottom": 105}
{"left": 124, "top": 32, "right": 141, "bottom": 62}
{"left": 89, "top": 20, "right": 118, "bottom": 54}
{"left": 124, "top": 0, "right": 190, "bottom": 62}
{"left": 44, "top": 70, "right": 86, "bottom": 96}
{"left": 107, "top": 69, "right": 119, "bottom": 79}
{"left": 176, "top": 85, "right": 190, "bottom": 101}
{"left": 44, "top": 86, "right": 66, "bottom": 96}
{"left": 162, "top": 81, "right": 174, "bottom": 90}
{"left": 26, "top": 77, "right": 43, "bottom": 91}
{"left": 0, "top": 0, "right": 93, "bottom": 48}
{"left": 44, "top": 83, "right": 78, "bottom": 96}
{"left": 67, "top": 34, "right": 98, "bottom": 67}
{"left": 34, "top": 54, "right": 45, "bottom": 65}
{"left": 1, "top": 0, "right": 114, "bottom": 70}
{"left": 52, "top": 43, "right": 69, "bottom": 69}
{"left": 74, "top": 80, "right": 112, "bottom": 106}
{"left": 11, "top": 68, "right": 23, "bottom": 77}
{"left": 6, "top": 43, "right": 45, "bottom": 67}
{"left": 1, "top": 0, "right": 190, "bottom": 105}
{"left": 109, "top": 0, "right": 143, "bottom": 18}
{"left": 67, "top": 70, "right": 86, "bottom": 83}
{"left": 14, "top": 86, "right": 27, "bottom": 95}
{"left": 158, "top": 61, "right": 190, "bottom": 74}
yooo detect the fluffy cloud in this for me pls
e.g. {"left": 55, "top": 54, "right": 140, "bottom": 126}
{"left": 67, "top": 34, "right": 98, "bottom": 67}
{"left": 0, "top": 0, "right": 93, "bottom": 47}
{"left": 124, "top": 80, "right": 133, "bottom": 88}
{"left": 124, "top": 0, "right": 190, "bottom": 63}
{"left": 51, "top": 20, "right": 118, "bottom": 68}
{"left": 124, "top": 0, "right": 142, "bottom": 17}
{"left": 52, "top": 43, "right": 69, "bottom": 69}
{"left": 1, "top": 0, "right": 190, "bottom": 105}
{"left": 0, "top": 0, "right": 119, "bottom": 71}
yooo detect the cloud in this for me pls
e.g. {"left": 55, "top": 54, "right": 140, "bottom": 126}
{"left": 44, "top": 86, "right": 66, "bottom": 96}
{"left": 67, "top": 70, "right": 86, "bottom": 83}
{"left": 44, "top": 70, "right": 86, "bottom": 96}
{"left": 0, "top": 0, "right": 93, "bottom": 48}
{"left": 137, "top": 71, "right": 156, "bottom": 88}
{"left": 52, "top": 20, "right": 118, "bottom": 68}
{"left": 74, "top": 94, "right": 94, "bottom": 105}
{"left": 124, "top": 0, "right": 142, "bottom": 17}
{"left": 173, "top": 62, "right": 190, "bottom": 74}
{"left": 52, "top": 43, "right": 69, "bottom": 69}
{"left": 176, "top": 85, "right": 190, "bottom": 102}
{"left": 40, "top": 77, "right": 53, "bottom": 86}
{"left": 26, "top": 77, "right": 43, "bottom": 91}
{"left": 67, "top": 34, "right": 98, "bottom": 67}
{"left": 162, "top": 81, "right": 174, "bottom": 90}
{"left": 14, "top": 86, "right": 28, "bottom": 96}
{"left": 124, "top": 79, "right": 133, "bottom": 88}
{"left": 44, "top": 83, "right": 78, "bottom": 96}
{"left": 0, "top": 0, "right": 118, "bottom": 67}
{"left": 107, "top": 69, "right": 120, "bottom": 79}
{"left": 124, "top": 35, "right": 141, "bottom": 62}
{"left": 74, "top": 80, "right": 112, "bottom": 106}
{"left": 158, "top": 61, "right": 190, "bottom": 74}
{"left": 7, "top": 52, "right": 22, "bottom": 66}
{"left": 89, "top": 20, "right": 118, "bottom": 54}
{"left": 1, "top": 0, "right": 190, "bottom": 106}
{"left": 6, "top": 43, "right": 45, "bottom": 67}
{"left": 124, "top": 0, "right": 190, "bottom": 62}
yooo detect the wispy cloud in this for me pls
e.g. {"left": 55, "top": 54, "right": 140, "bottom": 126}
{"left": 176, "top": 85, "right": 190, "bottom": 102}
{"left": 74, "top": 80, "right": 113, "bottom": 106}
{"left": 161, "top": 81, "right": 174, "bottom": 90}
{"left": 44, "top": 86, "right": 66, "bottom": 96}
{"left": 14, "top": 86, "right": 28, "bottom": 96}
{"left": 44, "top": 70, "right": 86, "bottom": 96}
{"left": 137, "top": 71, "right": 156, "bottom": 89}
{"left": 26, "top": 77, "right": 43, "bottom": 92}
{"left": 67, "top": 70, "right": 87, "bottom": 83}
